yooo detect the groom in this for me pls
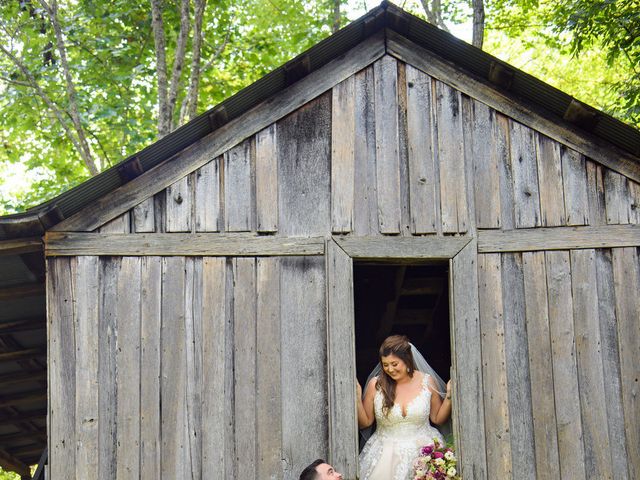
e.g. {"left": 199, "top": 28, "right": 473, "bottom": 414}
{"left": 299, "top": 459, "right": 343, "bottom": 480}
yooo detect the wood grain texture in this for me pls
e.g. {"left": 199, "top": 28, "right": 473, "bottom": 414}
{"left": 140, "top": 257, "right": 162, "bottom": 480}
{"left": 545, "top": 251, "right": 586, "bottom": 480}
{"left": 435, "top": 80, "right": 467, "bottom": 233}
{"left": 255, "top": 125, "right": 278, "bottom": 232}
{"left": 280, "top": 257, "right": 327, "bottom": 479}
{"left": 570, "top": 249, "right": 614, "bottom": 479}
{"left": 201, "top": 258, "right": 228, "bottom": 478}
{"left": 74, "top": 256, "right": 99, "bottom": 480}
{"left": 509, "top": 121, "right": 541, "bottom": 228}
{"left": 612, "top": 247, "right": 640, "bottom": 480}
{"left": 586, "top": 160, "right": 606, "bottom": 226}
{"left": 195, "top": 158, "right": 222, "bottom": 232}
{"left": 374, "top": 55, "right": 401, "bottom": 234}
{"left": 353, "top": 66, "right": 379, "bottom": 236}
{"left": 331, "top": 76, "right": 356, "bottom": 233}
{"left": 278, "top": 93, "right": 331, "bottom": 236}
{"left": 99, "top": 212, "right": 130, "bottom": 233}
{"left": 46, "top": 232, "right": 325, "bottom": 257}
{"left": 405, "top": 65, "right": 437, "bottom": 233}
{"left": 224, "top": 140, "right": 254, "bottom": 232}
{"left": 561, "top": 147, "right": 589, "bottom": 226}
{"left": 52, "top": 31, "right": 385, "bottom": 233}
{"left": 478, "top": 224, "right": 640, "bottom": 253}
{"left": 326, "top": 241, "right": 357, "bottom": 478}
{"left": 133, "top": 197, "right": 155, "bottom": 233}
{"left": 115, "top": 257, "right": 141, "bottom": 479}
{"left": 48, "top": 257, "right": 76, "bottom": 479}
{"left": 451, "top": 239, "right": 487, "bottom": 478}
{"left": 595, "top": 250, "right": 629, "bottom": 480}
{"left": 233, "top": 258, "right": 257, "bottom": 479}
{"left": 478, "top": 253, "right": 511, "bottom": 479}
{"left": 536, "top": 133, "right": 566, "bottom": 226}
{"left": 522, "top": 252, "right": 560, "bottom": 480}
{"left": 334, "top": 235, "right": 470, "bottom": 259}
{"left": 166, "top": 175, "right": 193, "bottom": 232}
{"left": 161, "top": 257, "right": 187, "bottom": 478}
{"left": 501, "top": 253, "right": 536, "bottom": 479}
{"left": 256, "top": 258, "right": 282, "bottom": 479}
{"left": 605, "top": 169, "right": 632, "bottom": 225}
{"left": 496, "top": 112, "right": 515, "bottom": 230}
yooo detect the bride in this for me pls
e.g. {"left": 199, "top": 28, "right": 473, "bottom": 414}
{"left": 356, "top": 335, "right": 452, "bottom": 480}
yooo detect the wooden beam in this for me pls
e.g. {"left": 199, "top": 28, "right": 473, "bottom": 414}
{"left": 0, "top": 410, "right": 46, "bottom": 425}
{"left": 0, "top": 447, "right": 31, "bottom": 478}
{"left": 386, "top": 29, "right": 640, "bottom": 184}
{"left": 0, "top": 369, "right": 46, "bottom": 387}
{"left": 0, "top": 237, "right": 42, "bottom": 256}
{"left": 0, "top": 348, "right": 45, "bottom": 363}
{"left": 0, "top": 391, "right": 47, "bottom": 408}
{"left": 0, "top": 283, "right": 44, "bottom": 301}
{"left": 45, "top": 232, "right": 326, "bottom": 256}
{"left": 478, "top": 224, "right": 640, "bottom": 253}
{"left": 50, "top": 31, "right": 386, "bottom": 233}
{"left": 0, "top": 429, "right": 47, "bottom": 446}
{"left": 0, "top": 317, "right": 45, "bottom": 335}
{"left": 333, "top": 235, "right": 471, "bottom": 260}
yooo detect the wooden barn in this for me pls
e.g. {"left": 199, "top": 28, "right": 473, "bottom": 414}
{"left": 0, "top": 3, "right": 639, "bottom": 479}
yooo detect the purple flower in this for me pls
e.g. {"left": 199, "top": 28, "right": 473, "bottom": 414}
{"left": 433, "top": 451, "right": 444, "bottom": 459}
{"left": 421, "top": 445, "right": 435, "bottom": 455}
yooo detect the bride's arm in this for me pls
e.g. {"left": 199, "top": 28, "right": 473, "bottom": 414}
{"left": 357, "top": 377, "right": 377, "bottom": 429}
{"left": 428, "top": 377, "right": 452, "bottom": 426}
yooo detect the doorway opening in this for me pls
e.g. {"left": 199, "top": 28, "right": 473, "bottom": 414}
{"left": 354, "top": 261, "right": 452, "bottom": 446}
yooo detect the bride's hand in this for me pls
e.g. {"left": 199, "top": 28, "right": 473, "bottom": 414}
{"left": 446, "top": 380, "right": 452, "bottom": 399}
{"left": 356, "top": 380, "right": 363, "bottom": 399}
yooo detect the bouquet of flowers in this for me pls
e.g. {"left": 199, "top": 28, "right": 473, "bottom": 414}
{"left": 412, "top": 439, "right": 460, "bottom": 480}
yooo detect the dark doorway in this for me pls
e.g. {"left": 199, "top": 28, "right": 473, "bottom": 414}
{"left": 354, "top": 262, "right": 451, "bottom": 392}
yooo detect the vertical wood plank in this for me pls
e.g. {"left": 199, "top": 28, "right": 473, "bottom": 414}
{"left": 255, "top": 125, "right": 278, "bottom": 232}
{"left": 133, "top": 198, "right": 156, "bottom": 232}
{"left": 353, "top": 66, "right": 379, "bottom": 236}
{"left": 586, "top": 160, "right": 606, "bottom": 225}
{"left": 497, "top": 113, "right": 515, "bottom": 229}
{"left": 166, "top": 175, "right": 193, "bottom": 232}
{"left": 161, "top": 256, "right": 187, "bottom": 478}
{"left": 194, "top": 158, "right": 222, "bottom": 232}
{"left": 201, "top": 258, "right": 228, "bottom": 478}
{"left": 184, "top": 258, "right": 202, "bottom": 479}
{"left": 256, "top": 258, "right": 282, "bottom": 479}
{"left": 596, "top": 250, "right": 629, "bottom": 480}
{"left": 99, "top": 212, "right": 130, "bottom": 233}
{"left": 75, "top": 256, "right": 99, "bottom": 480}
{"left": 501, "top": 253, "right": 536, "bottom": 478}
{"left": 509, "top": 121, "right": 541, "bottom": 228}
{"left": 436, "top": 80, "right": 468, "bottom": 233}
{"left": 461, "top": 95, "right": 477, "bottom": 236}
{"left": 225, "top": 140, "right": 253, "bottom": 232}
{"left": 478, "top": 253, "right": 511, "bottom": 479}
{"left": 469, "top": 101, "right": 501, "bottom": 229}
{"left": 48, "top": 257, "right": 76, "bottom": 480}
{"left": 630, "top": 181, "right": 640, "bottom": 224}
{"left": 612, "top": 247, "right": 640, "bottom": 479}
{"left": 561, "top": 147, "right": 589, "bottom": 226}
{"left": 140, "top": 257, "right": 162, "bottom": 480}
{"left": 115, "top": 257, "right": 141, "bottom": 480}
{"left": 406, "top": 65, "right": 437, "bottom": 233}
{"left": 233, "top": 258, "right": 257, "bottom": 479}
{"left": 374, "top": 55, "right": 401, "bottom": 234}
{"left": 536, "top": 134, "right": 566, "bottom": 226}
{"left": 98, "top": 258, "right": 119, "bottom": 479}
{"left": 545, "top": 251, "right": 586, "bottom": 480}
{"left": 281, "top": 257, "right": 327, "bottom": 479}
{"left": 570, "top": 249, "right": 614, "bottom": 479}
{"left": 331, "top": 76, "right": 356, "bottom": 233}
{"left": 278, "top": 93, "right": 331, "bottom": 236}
{"left": 522, "top": 252, "right": 560, "bottom": 480}
{"left": 451, "top": 239, "right": 487, "bottom": 479}
{"left": 605, "top": 169, "right": 632, "bottom": 224}
{"left": 396, "top": 62, "right": 412, "bottom": 236}
{"left": 326, "top": 241, "right": 357, "bottom": 478}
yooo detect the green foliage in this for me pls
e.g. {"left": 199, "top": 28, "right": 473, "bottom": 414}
{"left": 0, "top": 466, "right": 20, "bottom": 480}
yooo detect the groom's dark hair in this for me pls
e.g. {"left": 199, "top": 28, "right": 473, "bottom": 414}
{"left": 299, "top": 459, "right": 325, "bottom": 480}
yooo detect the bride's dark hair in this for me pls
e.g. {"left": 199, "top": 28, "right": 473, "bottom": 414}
{"left": 377, "top": 335, "right": 417, "bottom": 416}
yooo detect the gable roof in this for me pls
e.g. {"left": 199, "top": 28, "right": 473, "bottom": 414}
{"left": 0, "top": 2, "right": 639, "bottom": 472}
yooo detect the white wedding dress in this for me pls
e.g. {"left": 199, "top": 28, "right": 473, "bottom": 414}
{"left": 359, "top": 373, "right": 444, "bottom": 480}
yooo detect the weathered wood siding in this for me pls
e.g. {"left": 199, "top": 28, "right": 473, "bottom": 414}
{"left": 48, "top": 51, "right": 640, "bottom": 480}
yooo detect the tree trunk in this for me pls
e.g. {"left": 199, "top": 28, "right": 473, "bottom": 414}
{"left": 332, "top": 0, "right": 340, "bottom": 33}
{"left": 167, "top": 0, "right": 191, "bottom": 132}
{"left": 419, "top": 0, "right": 450, "bottom": 32}
{"left": 180, "top": 0, "right": 207, "bottom": 125}
{"left": 472, "top": 0, "right": 485, "bottom": 49}
{"left": 150, "top": 0, "right": 170, "bottom": 137}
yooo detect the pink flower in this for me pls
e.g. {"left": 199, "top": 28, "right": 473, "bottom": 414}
{"left": 421, "top": 444, "right": 435, "bottom": 455}
{"left": 433, "top": 451, "right": 444, "bottom": 459}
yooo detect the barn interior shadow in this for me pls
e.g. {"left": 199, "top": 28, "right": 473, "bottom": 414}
{"left": 354, "top": 262, "right": 451, "bottom": 449}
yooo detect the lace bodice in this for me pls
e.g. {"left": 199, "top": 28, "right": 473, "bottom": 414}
{"left": 374, "top": 373, "right": 432, "bottom": 435}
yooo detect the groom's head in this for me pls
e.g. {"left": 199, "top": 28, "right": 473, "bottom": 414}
{"left": 299, "top": 459, "right": 343, "bottom": 480}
